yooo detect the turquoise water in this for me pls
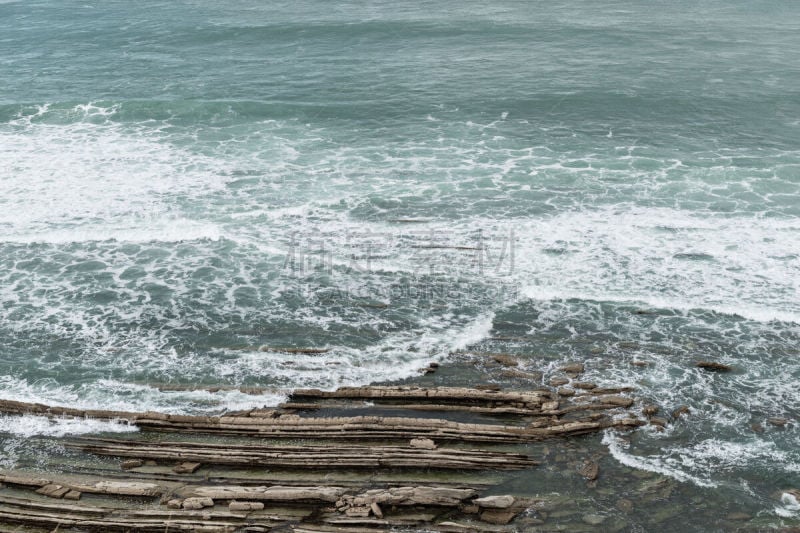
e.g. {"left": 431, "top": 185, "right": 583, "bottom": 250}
{"left": 1, "top": 0, "right": 799, "bottom": 526}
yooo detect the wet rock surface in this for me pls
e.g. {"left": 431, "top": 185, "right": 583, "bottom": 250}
{"left": 1, "top": 355, "right": 788, "bottom": 532}
{"left": 0, "top": 369, "right": 645, "bottom": 532}
{"left": 695, "top": 361, "right": 733, "bottom": 372}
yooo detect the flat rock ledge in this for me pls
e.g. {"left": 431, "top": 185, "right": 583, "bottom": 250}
{"left": 0, "top": 385, "right": 642, "bottom": 443}
{"left": 0, "top": 382, "right": 643, "bottom": 531}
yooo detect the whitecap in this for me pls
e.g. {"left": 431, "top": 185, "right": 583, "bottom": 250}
{"left": 0, "top": 414, "right": 137, "bottom": 438}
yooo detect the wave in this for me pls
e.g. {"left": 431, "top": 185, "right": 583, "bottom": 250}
{"left": 1, "top": 220, "right": 223, "bottom": 244}
{"left": 0, "top": 104, "right": 230, "bottom": 240}
{"left": 520, "top": 287, "right": 800, "bottom": 325}
{"left": 603, "top": 431, "right": 716, "bottom": 488}
{"left": 0, "top": 376, "right": 288, "bottom": 417}
{"left": 0, "top": 414, "right": 137, "bottom": 438}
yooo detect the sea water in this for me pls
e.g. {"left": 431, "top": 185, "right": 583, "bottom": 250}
{"left": 1, "top": 0, "right": 799, "bottom": 528}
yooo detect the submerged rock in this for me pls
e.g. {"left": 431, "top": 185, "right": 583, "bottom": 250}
{"left": 604, "top": 396, "right": 634, "bottom": 407}
{"left": 500, "top": 369, "right": 543, "bottom": 381}
{"left": 616, "top": 498, "right": 633, "bottom": 513}
{"left": 642, "top": 405, "right": 659, "bottom": 416}
{"left": 725, "top": 512, "right": 751, "bottom": 521}
{"left": 672, "top": 405, "right": 690, "bottom": 419}
{"left": 578, "top": 460, "right": 599, "bottom": 481}
{"left": 173, "top": 461, "right": 202, "bottom": 474}
{"left": 492, "top": 354, "right": 519, "bottom": 367}
{"left": 561, "top": 363, "right": 585, "bottom": 375}
{"left": 695, "top": 361, "right": 732, "bottom": 372}
{"left": 480, "top": 508, "right": 520, "bottom": 525}
{"left": 582, "top": 513, "right": 606, "bottom": 525}
{"left": 767, "top": 417, "right": 788, "bottom": 427}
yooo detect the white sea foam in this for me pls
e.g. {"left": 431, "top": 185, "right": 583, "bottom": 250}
{"left": 507, "top": 208, "right": 800, "bottom": 325}
{"left": 602, "top": 431, "right": 717, "bottom": 488}
{"left": 2, "top": 219, "right": 222, "bottom": 244}
{"left": 1, "top": 102, "right": 799, "bottom": 486}
{"left": 214, "top": 311, "right": 497, "bottom": 391}
{"left": 0, "top": 104, "right": 228, "bottom": 242}
{"left": 776, "top": 492, "right": 800, "bottom": 518}
{"left": 0, "top": 376, "right": 288, "bottom": 417}
{"left": 0, "top": 414, "right": 137, "bottom": 437}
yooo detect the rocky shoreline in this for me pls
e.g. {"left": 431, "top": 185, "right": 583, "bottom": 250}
{"left": 0, "top": 359, "right": 653, "bottom": 532}
{"left": 0, "top": 355, "right": 796, "bottom": 532}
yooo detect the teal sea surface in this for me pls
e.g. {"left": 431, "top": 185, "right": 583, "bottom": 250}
{"left": 1, "top": 0, "right": 799, "bottom": 528}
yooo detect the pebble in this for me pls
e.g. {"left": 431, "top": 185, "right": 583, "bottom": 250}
{"left": 345, "top": 506, "right": 370, "bottom": 517}
{"left": 166, "top": 499, "right": 183, "bottom": 509}
{"left": 409, "top": 438, "right": 437, "bottom": 450}
{"left": 182, "top": 497, "right": 214, "bottom": 510}
{"left": 229, "top": 501, "right": 265, "bottom": 511}
{"left": 120, "top": 459, "right": 143, "bottom": 470}
{"left": 474, "top": 495, "right": 515, "bottom": 509}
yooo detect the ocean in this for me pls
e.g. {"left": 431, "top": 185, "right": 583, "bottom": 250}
{"left": 1, "top": 0, "right": 799, "bottom": 528}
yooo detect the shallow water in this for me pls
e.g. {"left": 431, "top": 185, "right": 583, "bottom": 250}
{"left": 1, "top": 0, "right": 799, "bottom": 529}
